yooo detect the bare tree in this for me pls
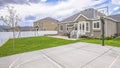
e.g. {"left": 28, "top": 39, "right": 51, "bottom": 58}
{"left": 0, "top": 6, "right": 21, "bottom": 49}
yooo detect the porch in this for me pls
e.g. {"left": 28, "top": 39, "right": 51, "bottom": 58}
{"left": 69, "top": 21, "right": 90, "bottom": 39}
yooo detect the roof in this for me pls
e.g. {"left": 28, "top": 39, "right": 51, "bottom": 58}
{"left": 61, "top": 8, "right": 101, "bottom": 22}
{"left": 34, "top": 17, "right": 59, "bottom": 23}
{"left": 108, "top": 14, "right": 120, "bottom": 22}
{"left": 61, "top": 12, "right": 80, "bottom": 22}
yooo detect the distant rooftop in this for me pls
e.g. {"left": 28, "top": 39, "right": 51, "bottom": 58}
{"left": 34, "top": 17, "right": 59, "bottom": 23}
{"left": 108, "top": 14, "right": 120, "bottom": 22}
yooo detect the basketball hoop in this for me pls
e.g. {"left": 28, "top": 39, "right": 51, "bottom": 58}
{"left": 96, "top": 6, "right": 108, "bottom": 46}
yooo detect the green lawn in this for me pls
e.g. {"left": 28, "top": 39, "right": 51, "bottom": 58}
{"left": 0, "top": 36, "right": 76, "bottom": 57}
{"left": 77, "top": 38, "right": 120, "bottom": 47}
{"left": 0, "top": 36, "right": 120, "bottom": 57}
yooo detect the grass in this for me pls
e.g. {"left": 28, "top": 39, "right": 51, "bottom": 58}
{"left": 0, "top": 36, "right": 120, "bottom": 57}
{"left": 77, "top": 38, "right": 120, "bottom": 47}
{"left": 0, "top": 36, "right": 76, "bottom": 57}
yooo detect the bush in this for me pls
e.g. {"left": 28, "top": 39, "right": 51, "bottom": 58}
{"left": 67, "top": 33, "right": 70, "bottom": 38}
{"left": 114, "top": 33, "right": 118, "bottom": 37}
{"left": 104, "top": 36, "right": 113, "bottom": 40}
{"left": 80, "top": 35, "right": 90, "bottom": 38}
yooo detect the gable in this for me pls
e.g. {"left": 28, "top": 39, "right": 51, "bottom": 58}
{"left": 75, "top": 15, "right": 88, "bottom": 22}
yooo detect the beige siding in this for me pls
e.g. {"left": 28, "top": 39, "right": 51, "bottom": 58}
{"left": 93, "top": 30, "right": 101, "bottom": 37}
{"left": 117, "top": 23, "right": 120, "bottom": 35}
{"left": 58, "top": 23, "right": 68, "bottom": 36}
{"left": 43, "top": 22, "right": 58, "bottom": 30}
{"left": 105, "top": 19, "right": 117, "bottom": 36}
{"left": 76, "top": 16, "right": 87, "bottom": 21}
{"left": 34, "top": 21, "right": 58, "bottom": 31}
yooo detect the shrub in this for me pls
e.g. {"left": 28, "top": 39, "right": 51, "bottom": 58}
{"left": 104, "top": 36, "right": 113, "bottom": 40}
{"left": 80, "top": 35, "right": 90, "bottom": 38}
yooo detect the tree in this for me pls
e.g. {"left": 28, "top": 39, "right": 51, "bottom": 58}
{"left": 0, "top": 6, "right": 21, "bottom": 49}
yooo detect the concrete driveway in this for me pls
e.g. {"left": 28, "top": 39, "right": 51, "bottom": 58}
{"left": 0, "top": 42, "right": 120, "bottom": 68}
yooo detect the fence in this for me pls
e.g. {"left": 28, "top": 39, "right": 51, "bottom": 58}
{"left": 0, "top": 31, "right": 58, "bottom": 46}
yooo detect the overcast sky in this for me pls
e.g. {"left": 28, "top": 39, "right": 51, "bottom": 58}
{"left": 0, "top": 0, "right": 120, "bottom": 26}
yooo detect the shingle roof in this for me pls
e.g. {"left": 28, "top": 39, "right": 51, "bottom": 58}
{"left": 61, "top": 12, "right": 80, "bottom": 22}
{"left": 108, "top": 14, "right": 120, "bottom": 22}
{"left": 61, "top": 8, "right": 102, "bottom": 22}
{"left": 35, "top": 17, "right": 59, "bottom": 23}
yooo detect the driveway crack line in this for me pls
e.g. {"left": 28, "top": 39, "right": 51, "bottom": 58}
{"left": 80, "top": 48, "right": 113, "bottom": 68}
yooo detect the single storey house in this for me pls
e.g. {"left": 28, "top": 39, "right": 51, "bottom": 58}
{"left": 58, "top": 8, "right": 120, "bottom": 38}
{"left": 34, "top": 17, "right": 59, "bottom": 31}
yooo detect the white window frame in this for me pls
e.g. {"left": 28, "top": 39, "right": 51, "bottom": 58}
{"left": 66, "top": 23, "right": 73, "bottom": 31}
{"left": 86, "top": 22, "right": 90, "bottom": 32}
{"left": 93, "top": 21, "right": 101, "bottom": 30}
{"left": 74, "top": 23, "right": 78, "bottom": 30}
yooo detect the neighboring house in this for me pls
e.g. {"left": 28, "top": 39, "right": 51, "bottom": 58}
{"left": 58, "top": 8, "right": 120, "bottom": 38}
{"left": 34, "top": 17, "right": 59, "bottom": 31}
{"left": 0, "top": 25, "right": 11, "bottom": 32}
{"left": 0, "top": 25, "right": 35, "bottom": 32}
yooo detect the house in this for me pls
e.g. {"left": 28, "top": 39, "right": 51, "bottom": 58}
{"left": 34, "top": 17, "right": 59, "bottom": 31}
{"left": 0, "top": 25, "right": 36, "bottom": 32}
{"left": 108, "top": 14, "right": 120, "bottom": 36}
{"left": 0, "top": 25, "right": 11, "bottom": 32}
{"left": 58, "top": 8, "right": 120, "bottom": 38}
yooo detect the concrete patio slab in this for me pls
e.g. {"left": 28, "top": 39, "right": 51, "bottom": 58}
{"left": 49, "top": 36, "right": 77, "bottom": 40}
{"left": 0, "top": 42, "right": 120, "bottom": 68}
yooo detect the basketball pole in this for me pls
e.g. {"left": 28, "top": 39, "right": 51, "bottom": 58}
{"left": 100, "top": 17, "right": 105, "bottom": 46}
{"left": 96, "top": 6, "right": 109, "bottom": 46}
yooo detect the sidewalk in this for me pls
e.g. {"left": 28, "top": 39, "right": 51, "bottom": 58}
{"left": 0, "top": 42, "right": 120, "bottom": 68}
{"left": 49, "top": 36, "right": 77, "bottom": 40}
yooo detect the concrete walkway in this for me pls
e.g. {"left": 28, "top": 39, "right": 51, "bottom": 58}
{"left": 49, "top": 36, "right": 77, "bottom": 40}
{"left": 0, "top": 42, "right": 120, "bottom": 68}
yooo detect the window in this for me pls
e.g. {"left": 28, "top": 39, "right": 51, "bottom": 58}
{"left": 82, "top": 24, "right": 85, "bottom": 30}
{"left": 93, "top": 21, "right": 100, "bottom": 29}
{"left": 66, "top": 24, "right": 73, "bottom": 31}
{"left": 86, "top": 23, "right": 89, "bottom": 31}
{"left": 80, "top": 24, "right": 81, "bottom": 30}
{"left": 74, "top": 24, "right": 77, "bottom": 30}
{"left": 60, "top": 25, "right": 63, "bottom": 31}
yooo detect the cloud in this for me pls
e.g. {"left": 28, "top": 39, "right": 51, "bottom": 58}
{"left": 114, "top": 6, "right": 120, "bottom": 11}
{"left": 111, "top": 0, "right": 120, "bottom": 5}
{"left": 0, "top": 0, "right": 115, "bottom": 26}
{"left": 40, "top": 0, "right": 47, "bottom": 2}
{"left": 0, "top": 0, "right": 42, "bottom": 7}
